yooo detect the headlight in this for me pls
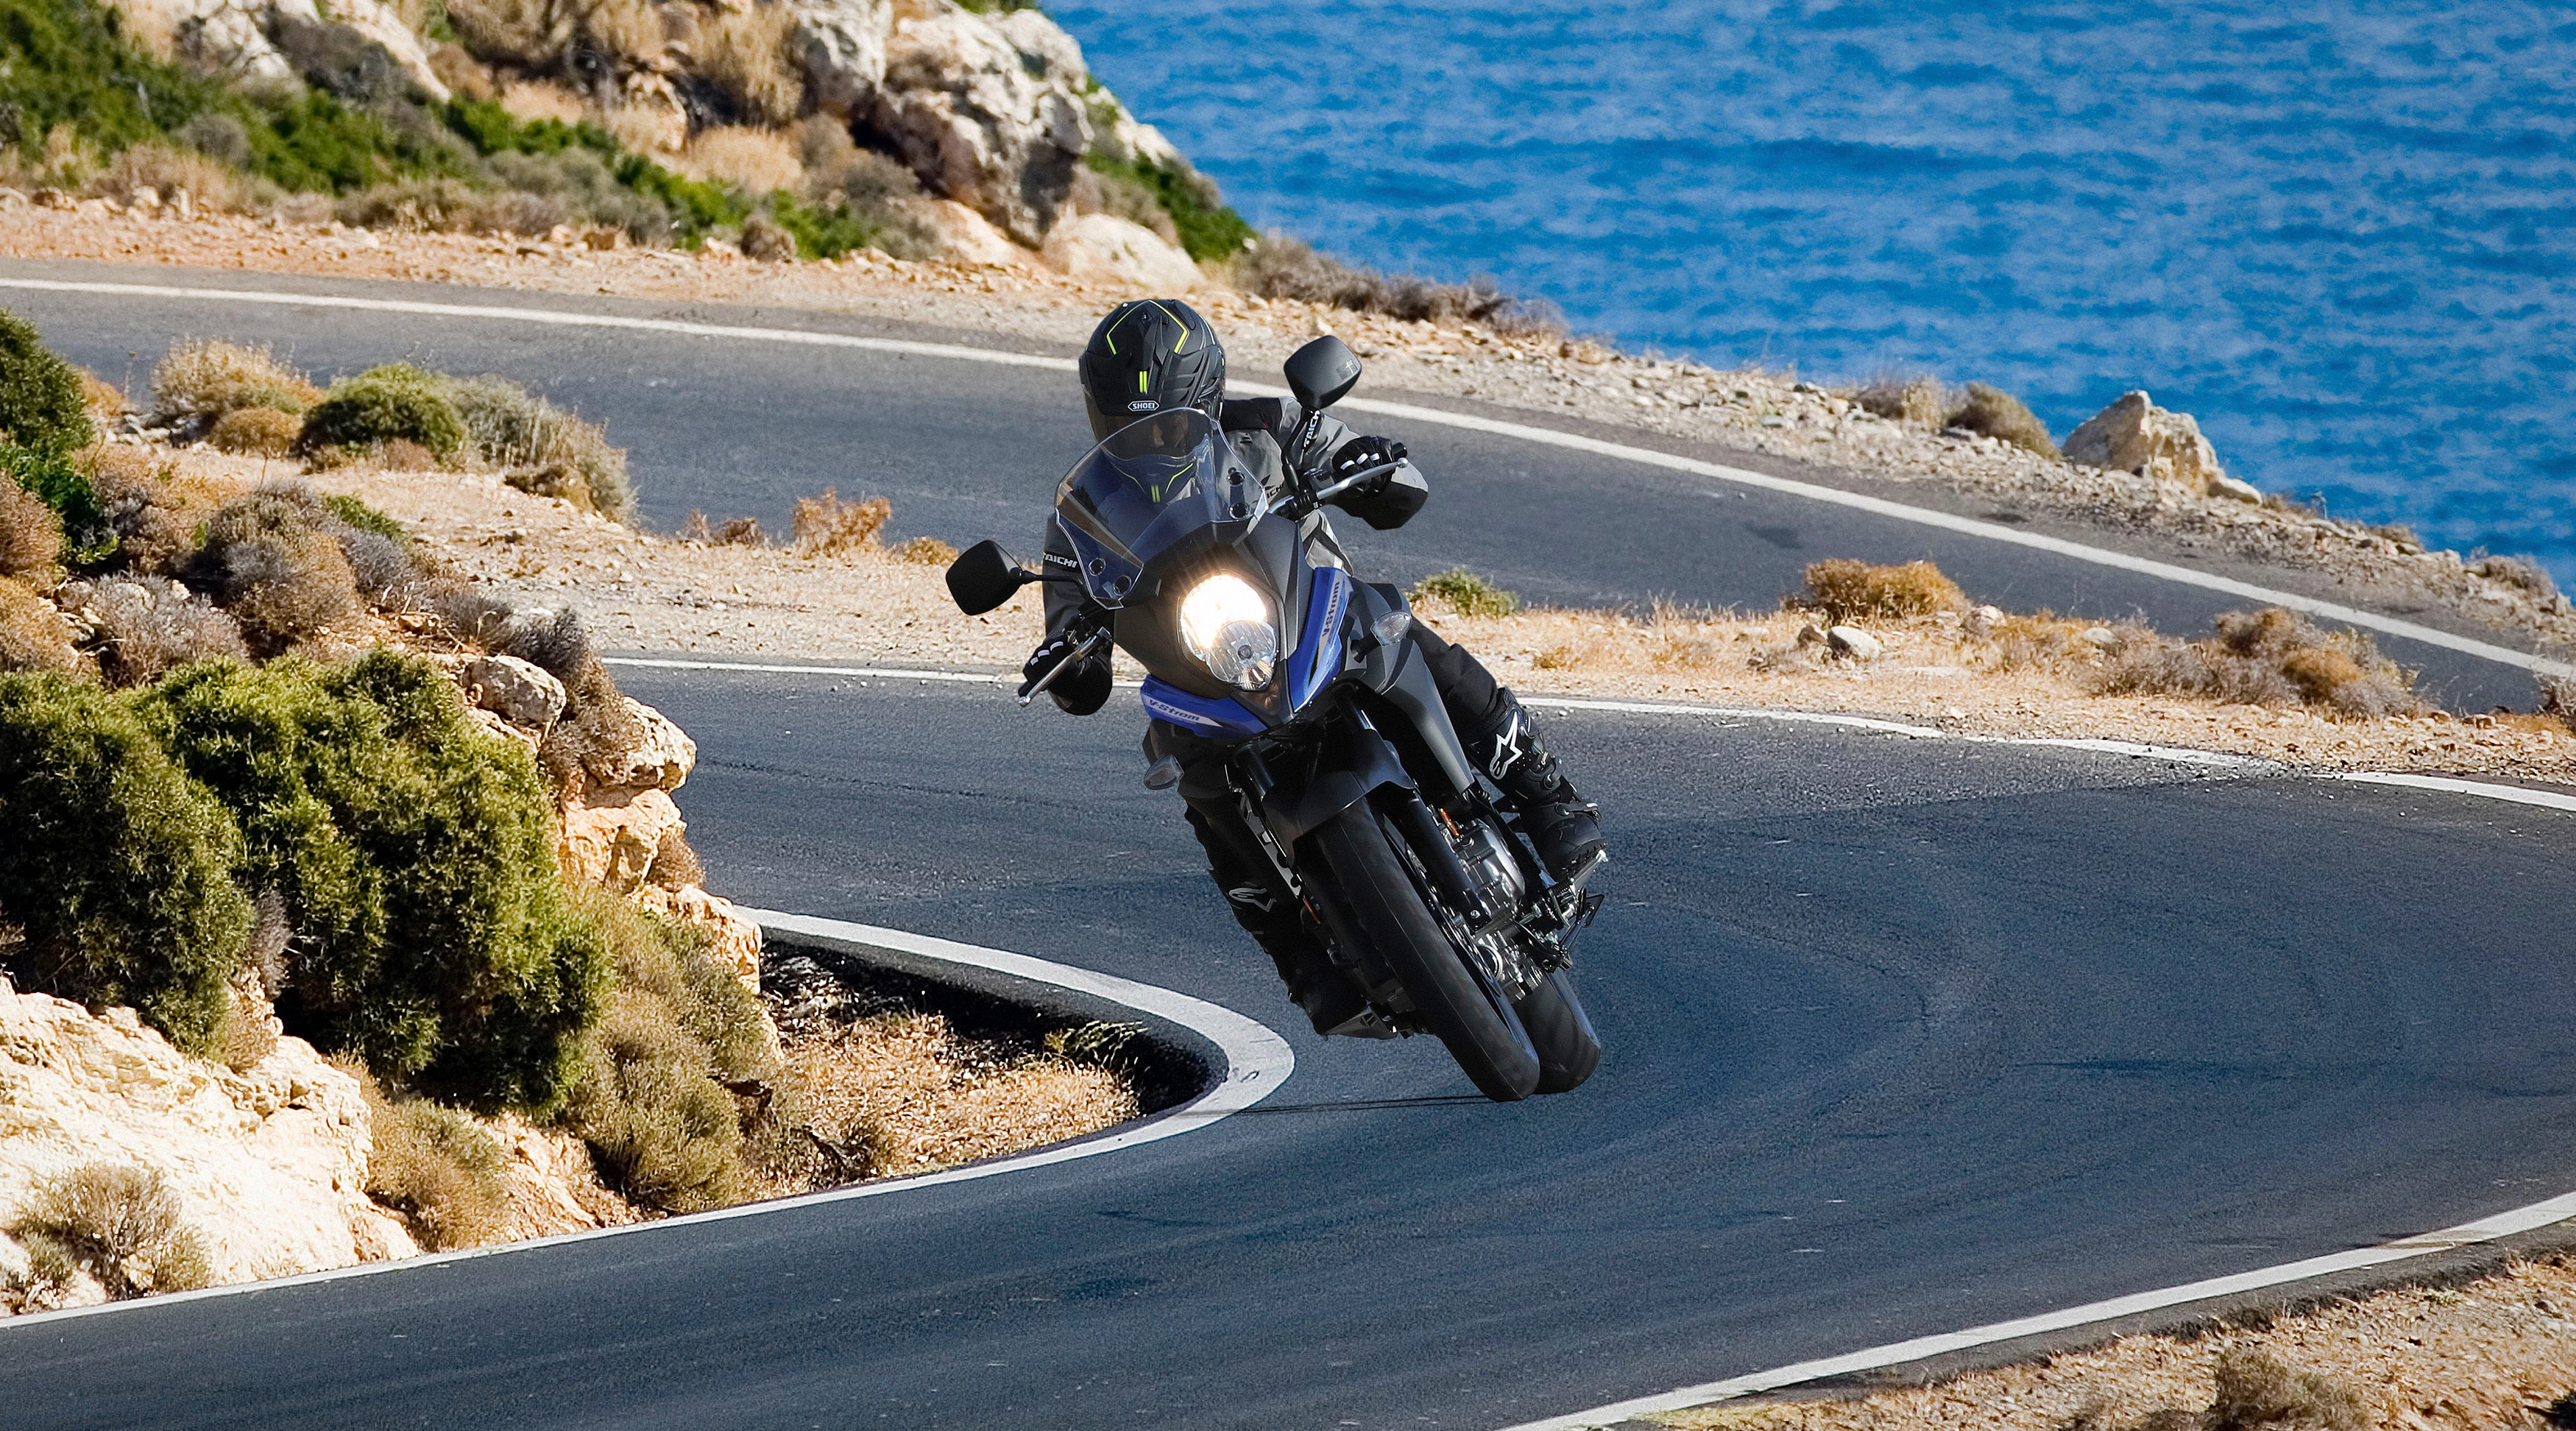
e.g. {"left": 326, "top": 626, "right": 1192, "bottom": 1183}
{"left": 1178, "top": 573, "right": 1278, "bottom": 690}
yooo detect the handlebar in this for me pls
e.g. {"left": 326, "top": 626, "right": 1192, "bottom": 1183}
{"left": 1016, "top": 626, "right": 1106, "bottom": 707}
{"left": 1268, "top": 457, "right": 1409, "bottom": 520}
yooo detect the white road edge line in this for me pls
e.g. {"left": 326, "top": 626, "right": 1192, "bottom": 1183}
{"left": 1497, "top": 1190, "right": 2576, "bottom": 1431}
{"left": 7, "top": 275, "right": 2566, "bottom": 681}
{"left": 0, "top": 913, "right": 1292, "bottom": 1334}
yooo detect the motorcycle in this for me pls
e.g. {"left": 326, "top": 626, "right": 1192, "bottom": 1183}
{"left": 944, "top": 337, "right": 1603, "bottom": 1102}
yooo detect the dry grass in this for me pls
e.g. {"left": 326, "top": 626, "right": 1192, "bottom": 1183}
{"left": 788, "top": 1011, "right": 1137, "bottom": 1179}
{"left": 0, "top": 481, "right": 61, "bottom": 579}
{"left": 357, "top": 1071, "right": 513, "bottom": 1251}
{"left": 77, "top": 369, "right": 127, "bottom": 421}
{"left": 91, "top": 144, "right": 246, "bottom": 213}
{"left": 1233, "top": 236, "right": 1564, "bottom": 336}
{"left": 696, "top": 5, "right": 802, "bottom": 129}
{"left": 789, "top": 490, "right": 891, "bottom": 558}
{"left": 1952, "top": 381, "right": 2059, "bottom": 457}
{"left": 683, "top": 126, "right": 802, "bottom": 197}
{"left": 2471, "top": 551, "right": 2561, "bottom": 606}
{"left": 1799, "top": 559, "right": 1968, "bottom": 621}
{"left": 891, "top": 535, "right": 959, "bottom": 566}
{"left": 1856, "top": 372, "right": 1953, "bottom": 425}
{"left": 2095, "top": 607, "right": 2422, "bottom": 719}
{"left": 7, "top": 1163, "right": 211, "bottom": 1301}
{"left": 678, "top": 512, "right": 766, "bottom": 545}
{"left": 208, "top": 406, "right": 301, "bottom": 457}
{"left": 1657, "top": 1257, "right": 2576, "bottom": 1431}
{"left": 149, "top": 340, "right": 321, "bottom": 427}
{"left": 56, "top": 577, "right": 247, "bottom": 685}
{"left": 0, "top": 576, "right": 85, "bottom": 676}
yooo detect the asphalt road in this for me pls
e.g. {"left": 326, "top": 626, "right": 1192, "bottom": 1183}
{"left": 0, "top": 259, "right": 2547, "bottom": 710}
{"left": 7, "top": 671, "right": 2575, "bottom": 1430}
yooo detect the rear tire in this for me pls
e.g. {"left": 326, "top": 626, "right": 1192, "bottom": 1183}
{"left": 1306, "top": 806, "right": 1540, "bottom": 1102}
{"left": 1514, "top": 970, "right": 1601, "bottom": 1095}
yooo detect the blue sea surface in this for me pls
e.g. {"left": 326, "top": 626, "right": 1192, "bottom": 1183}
{"left": 1049, "top": 1, "right": 2576, "bottom": 584}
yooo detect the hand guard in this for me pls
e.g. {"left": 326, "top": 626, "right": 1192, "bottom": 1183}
{"left": 1023, "top": 621, "right": 1113, "bottom": 715}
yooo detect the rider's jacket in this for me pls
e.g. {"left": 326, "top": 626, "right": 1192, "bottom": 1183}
{"left": 1039, "top": 398, "right": 1359, "bottom": 641}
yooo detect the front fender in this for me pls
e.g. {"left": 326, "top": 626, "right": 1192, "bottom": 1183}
{"left": 1261, "top": 722, "right": 1413, "bottom": 853}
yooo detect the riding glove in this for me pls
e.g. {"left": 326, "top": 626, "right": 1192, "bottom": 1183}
{"left": 1025, "top": 623, "right": 1112, "bottom": 715}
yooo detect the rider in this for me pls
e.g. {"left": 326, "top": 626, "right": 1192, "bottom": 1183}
{"left": 1026, "top": 298, "right": 1604, "bottom": 1034}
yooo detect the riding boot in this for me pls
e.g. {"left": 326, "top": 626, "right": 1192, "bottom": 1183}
{"left": 1462, "top": 692, "right": 1606, "bottom": 885}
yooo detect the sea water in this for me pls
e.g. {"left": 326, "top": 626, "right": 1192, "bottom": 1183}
{"left": 1050, "top": 1, "right": 2576, "bottom": 584}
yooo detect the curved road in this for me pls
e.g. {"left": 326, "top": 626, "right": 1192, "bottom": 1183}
{"left": 1, "top": 270, "right": 2573, "bottom": 1427}
{"left": 0, "top": 258, "right": 2555, "bottom": 710}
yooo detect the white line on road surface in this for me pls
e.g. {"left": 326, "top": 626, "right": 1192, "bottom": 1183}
{"left": 8, "top": 275, "right": 2567, "bottom": 680}
{"left": 0, "top": 914, "right": 1292, "bottom": 1332}
{"left": 1498, "top": 1190, "right": 2576, "bottom": 1431}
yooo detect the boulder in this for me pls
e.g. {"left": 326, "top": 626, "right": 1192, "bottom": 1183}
{"left": 1825, "top": 625, "right": 1882, "bottom": 661}
{"left": 584, "top": 696, "right": 696, "bottom": 793}
{"left": 491, "top": 1115, "right": 634, "bottom": 1240}
{"left": 1041, "top": 213, "right": 1201, "bottom": 292}
{"left": 868, "top": 5, "right": 1091, "bottom": 244}
{"left": 0, "top": 983, "right": 397, "bottom": 1302}
{"left": 462, "top": 654, "right": 565, "bottom": 729}
{"left": 788, "top": 0, "right": 892, "bottom": 116}
{"left": 635, "top": 883, "right": 765, "bottom": 990}
{"left": 557, "top": 786, "right": 685, "bottom": 893}
{"left": 916, "top": 198, "right": 1030, "bottom": 267}
{"left": 2064, "top": 390, "right": 2234, "bottom": 498}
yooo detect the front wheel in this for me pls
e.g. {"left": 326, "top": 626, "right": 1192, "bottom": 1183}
{"left": 1306, "top": 807, "right": 1540, "bottom": 1102}
{"left": 1514, "top": 970, "right": 1601, "bottom": 1095}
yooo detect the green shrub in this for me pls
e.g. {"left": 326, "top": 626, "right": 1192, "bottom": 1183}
{"left": 0, "top": 311, "right": 94, "bottom": 459}
{"left": 297, "top": 364, "right": 467, "bottom": 459}
{"left": 135, "top": 652, "right": 608, "bottom": 1112}
{"left": 1084, "top": 152, "right": 1253, "bottom": 262}
{"left": 323, "top": 493, "right": 409, "bottom": 545}
{"left": 0, "top": 0, "right": 231, "bottom": 167}
{"left": 246, "top": 89, "right": 469, "bottom": 195}
{"left": 1410, "top": 567, "right": 1522, "bottom": 619}
{"left": 0, "top": 672, "right": 250, "bottom": 1056}
{"left": 8, "top": 1163, "right": 212, "bottom": 1299}
{"left": 567, "top": 894, "right": 776, "bottom": 1212}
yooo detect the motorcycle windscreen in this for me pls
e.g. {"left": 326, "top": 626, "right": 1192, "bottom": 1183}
{"left": 1053, "top": 408, "right": 1262, "bottom": 607}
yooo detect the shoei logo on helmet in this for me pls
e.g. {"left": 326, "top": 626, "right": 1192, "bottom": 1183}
{"left": 1127, "top": 399, "right": 1159, "bottom": 412}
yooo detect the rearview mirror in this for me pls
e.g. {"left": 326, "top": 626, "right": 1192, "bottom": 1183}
{"left": 1284, "top": 336, "right": 1362, "bottom": 412}
{"left": 946, "top": 539, "right": 1035, "bottom": 615}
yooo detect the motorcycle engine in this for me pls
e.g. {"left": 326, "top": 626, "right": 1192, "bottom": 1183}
{"left": 1454, "top": 821, "right": 1526, "bottom": 934}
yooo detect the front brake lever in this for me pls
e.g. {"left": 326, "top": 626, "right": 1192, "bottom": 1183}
{"left": 1016, "top": 627, "right": 1106, "bottom": 707}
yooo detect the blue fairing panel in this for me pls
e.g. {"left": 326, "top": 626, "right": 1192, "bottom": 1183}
{"left": 1140, "top": 678, "right": 1268, "bottom": 738}
{"left": 1288, "top": 568, "right": 1349, "bottom": 713}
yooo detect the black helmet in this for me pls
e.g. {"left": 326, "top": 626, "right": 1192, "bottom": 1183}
{"left": 1078, "top": 299, "right": 1226, "bottom": 442}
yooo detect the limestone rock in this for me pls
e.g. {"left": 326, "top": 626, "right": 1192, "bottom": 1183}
{"left": 2209, "top": 471, "right": 2264, "bottom": 504}
{"left": 558, "top": 786, "right": 685, "bottom": 893}
{"left": 637, "top": 883, "right": 765, "bottom": 990}
{"left": 491, "top": 1114, "right": 634, "bottom": 1240}
{"left": 463, "top": 654, "right": 565, "bottom": 729}
{"left": 788, "top": 0, "right": 891, "bottom": 116}
{"left": 2064, "top": 390, "right": 2234, "bottom": 497}
{"left": 584, "top": 697, "right": 696, "bottom": 792}
{"left": 916, "top": 198, "right": 1030, "bottom": 267}
{"left": 0, "top": 984, "right": 389, "bottom": 1296}
{"left": 1041, "top": 213, "right": 1201, "bottom": 292}
{"left": 464, "top": 705, "right": 539, "bottom": 754}
{"left": 110, "top": 0, "right": 450, "bottom": 102}
{"left": 870, "top": 5, "right": 1091, "bottom": 244}
{"left": 1825, "top": 625, "right": 1882, "bottom": 661}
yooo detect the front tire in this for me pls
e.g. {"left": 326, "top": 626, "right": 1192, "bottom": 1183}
{"left": 1515, "top": 970, "right": 1601, "bottom": 1095}
{"left": 1306, "top": 806, "right": 1541, "bottom": 1102}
